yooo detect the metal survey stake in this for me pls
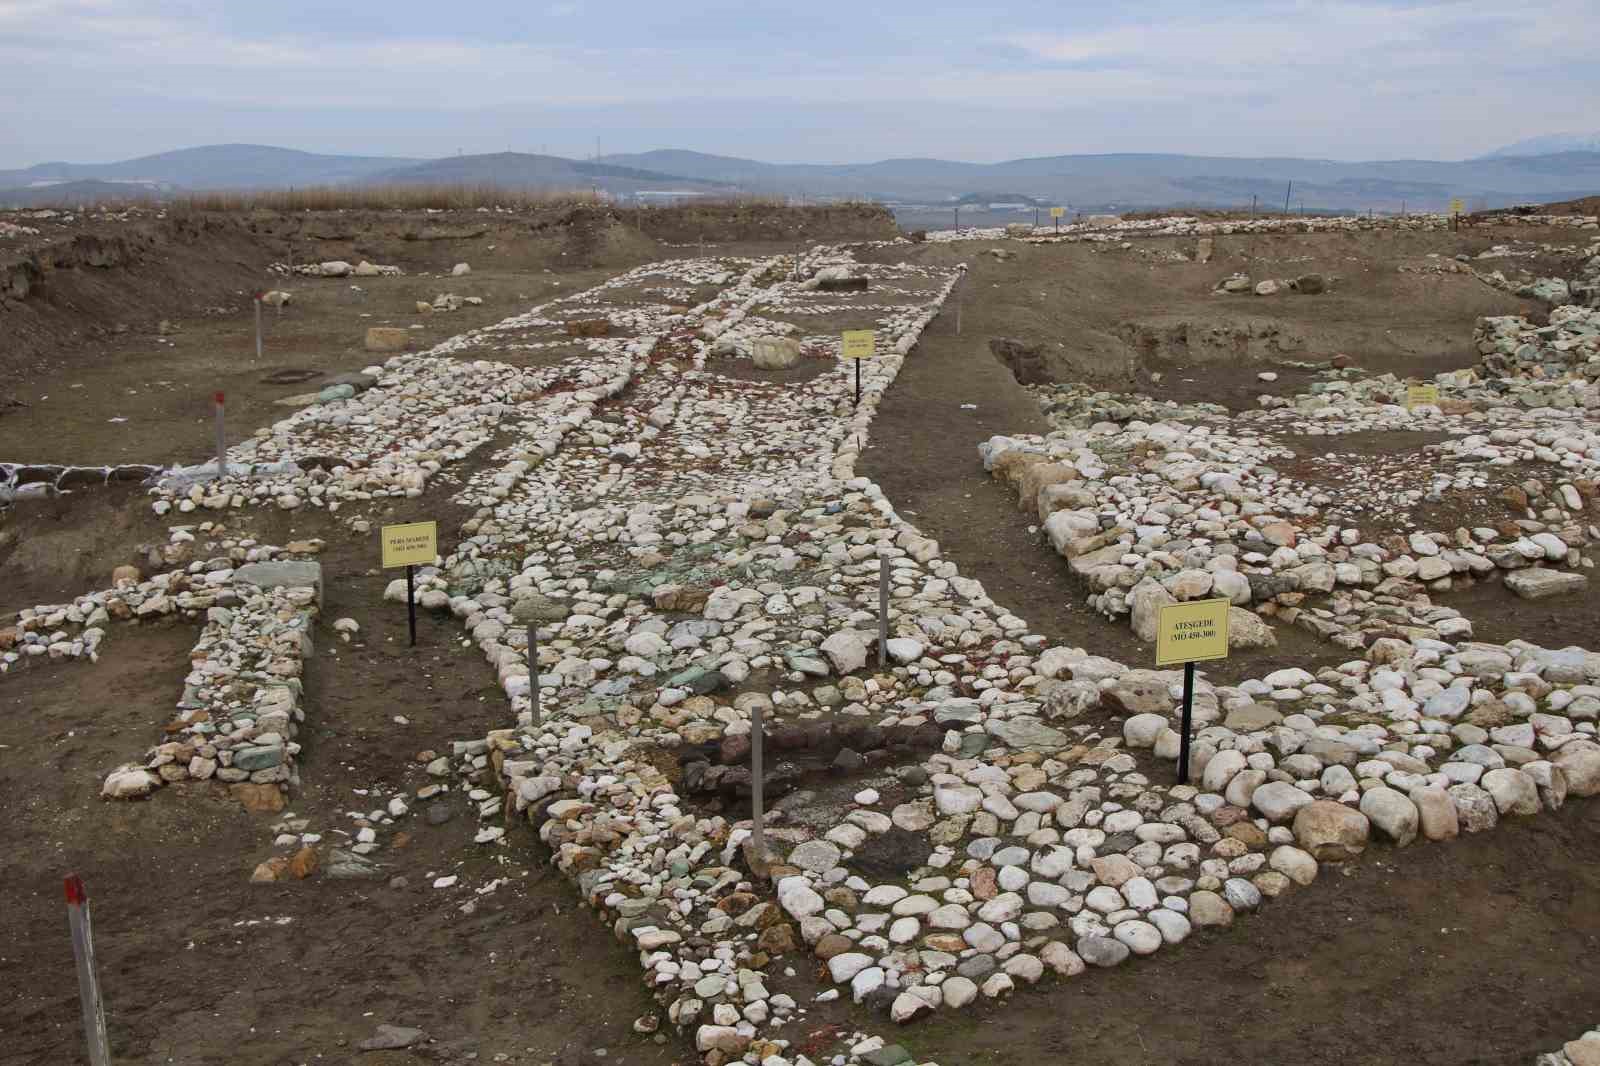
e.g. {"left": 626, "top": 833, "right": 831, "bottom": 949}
{"left": 254, "top": 292, "right": 263, "bottom": 360}
{"left": 1155, "top": 598, "right": 1231, "bottom": 785}
{"left": 64, "top": 875, "right": 111, "bottom": 1066}
{"left": 214, "top": 391, "right": 227, "bottom": 481}
{"left": 528, "top": 622, "right": 541, "bottom": 724}
{"left": 750, "top": 700, "right": 765, "bottom": 869}
{"left": 878, "top": 556, "right": 890, "bottom": 667}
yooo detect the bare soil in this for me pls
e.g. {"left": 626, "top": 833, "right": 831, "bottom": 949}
{"left": 858, "top": 225, "right": 1566, "bottom": 402}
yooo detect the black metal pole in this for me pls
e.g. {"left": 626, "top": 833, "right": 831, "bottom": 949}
{"left": 405, "top": 564, "right": 417, "bottom": 647}
{"left": 1177, "top": 660, "right": 1196, "bottom": 784}
{"left": 854, "top": 358, "right": 861, "bottom": 407}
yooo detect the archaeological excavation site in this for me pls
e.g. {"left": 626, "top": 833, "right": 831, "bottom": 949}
{"left": 5, "top": 196, "right": 1600, "bottom": 1066}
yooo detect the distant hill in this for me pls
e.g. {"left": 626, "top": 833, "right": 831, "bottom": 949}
{"left": 0, "top": 144, "right": 418, "bottom": 191}
{"left": 367, "top": 152, "right": 734, "bottom": 195}
{"left": 1487, "top": 132, "right": 1600, "bottom": 158}
{"left": 3, "top": 143, "right": 1597, "bottom": 214}
{"left": 600, "top": 148, "right": 1600, "bottom": 212}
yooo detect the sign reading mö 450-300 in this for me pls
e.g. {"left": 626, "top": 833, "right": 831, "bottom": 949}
{"left": 1155, "top": 598, "right": 1231, "bottom": 667}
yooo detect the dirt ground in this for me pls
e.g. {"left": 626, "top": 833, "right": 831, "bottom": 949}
{"left": 860, "top": 225, "right": 1561, "bottom": 400}
{"left": 0, "top": 266, "right": 619, "bottom": 466}
{"left": 4, "top": 207, "right": 1600, "bottom": 1066}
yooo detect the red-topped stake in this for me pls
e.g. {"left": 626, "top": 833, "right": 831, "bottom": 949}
{"left": 63, "top": 873, "right": 111, "bottom": 1065}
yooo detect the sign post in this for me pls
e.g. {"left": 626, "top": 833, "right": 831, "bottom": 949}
{"left": 64, "top": 875, "right": 111, "bottom": 1066}
{"left": 1051, "top": 205, "right": 1064, "bottom": 235}
{"left": 842, "top": 330, "right": 875, "bottom": 408}
{"left": 1449, "top": 198, "right": 1464, "bottom": 231}
{"left": 1155, "top": 598, "right": 1231, "bottom": 784}
{"left": 381, "top": 520, "right": 438, "bottom": 647}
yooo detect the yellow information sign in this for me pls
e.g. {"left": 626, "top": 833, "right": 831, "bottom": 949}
{"left": 1155, "top": 598, "right": 1231, "bottom": 666}
{"left": 841, "top": 330, "right": 876, "bottom": 360}
{"left": 381, "top": 520, "right": 438, "bottom": 568}
{"left": 1050, "top": 206, "right": 1065, "bottom": 218}
{"left": 1406, "top": 383, "right": 1440, "bottom": 409}
{"left": 1449, "top": 198, "right": 1464, "bottom": 215}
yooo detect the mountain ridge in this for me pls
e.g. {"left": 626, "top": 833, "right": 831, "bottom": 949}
{"left": 4, "top": 143, "right": 1598, "bottom": 213}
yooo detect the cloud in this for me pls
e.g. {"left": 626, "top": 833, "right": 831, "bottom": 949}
{"left": 1, "top": 0, "right": 1597, "bottom": 166}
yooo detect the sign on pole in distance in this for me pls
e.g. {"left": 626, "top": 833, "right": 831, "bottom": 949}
{"left": 841, "top": 330, "right": 876, "bottom": 359}
{"left": 1050, "top": 207, "right": 1065, "bottom": 218}
{"left": 381, "top": 521, "right": 438, "bottom": 569}
{"left": 1155, "top": 598, "right": 1231, "bottom": 667}
{"left": 1406, "top": 383, "right": 1440, "bottom": 409}
{"left": 1449, "top": 198, "right": 1465, "bottom": 215}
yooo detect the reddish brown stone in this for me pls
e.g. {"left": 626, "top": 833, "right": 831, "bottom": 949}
{"left": 231, "top": 782, "right": 287, "bottom": 813}
{"left": 758, "top": 923, "right": 797, "bottom": 955}
{"left": 288, "top": 846, "right": 319, "bottom": 880}
{"left": 813, "top": 933, "right": 853, "bottom": 959}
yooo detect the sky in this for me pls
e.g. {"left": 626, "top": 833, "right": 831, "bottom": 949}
{"left": 2, "top": 0, "right": 1598, "bottom": 168}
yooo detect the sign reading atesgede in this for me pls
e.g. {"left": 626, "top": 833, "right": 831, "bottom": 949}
{"left": 1050, "top": 206, "right": 1065, "bottom": 218}
{"left": 1450, "top": 198, "right": 1465, "bottom": 215}
{"left": 1155, "top": 598, "right": 1231, "bottom": 666}
{"left": 841, "top": 330, "right": 876, "bottom": 360}
{"left": 1406, "top": 382, "right": 1440, "bottom": 409}
{"left": 381, "top": 520, "right": 438, "bottom": 569}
